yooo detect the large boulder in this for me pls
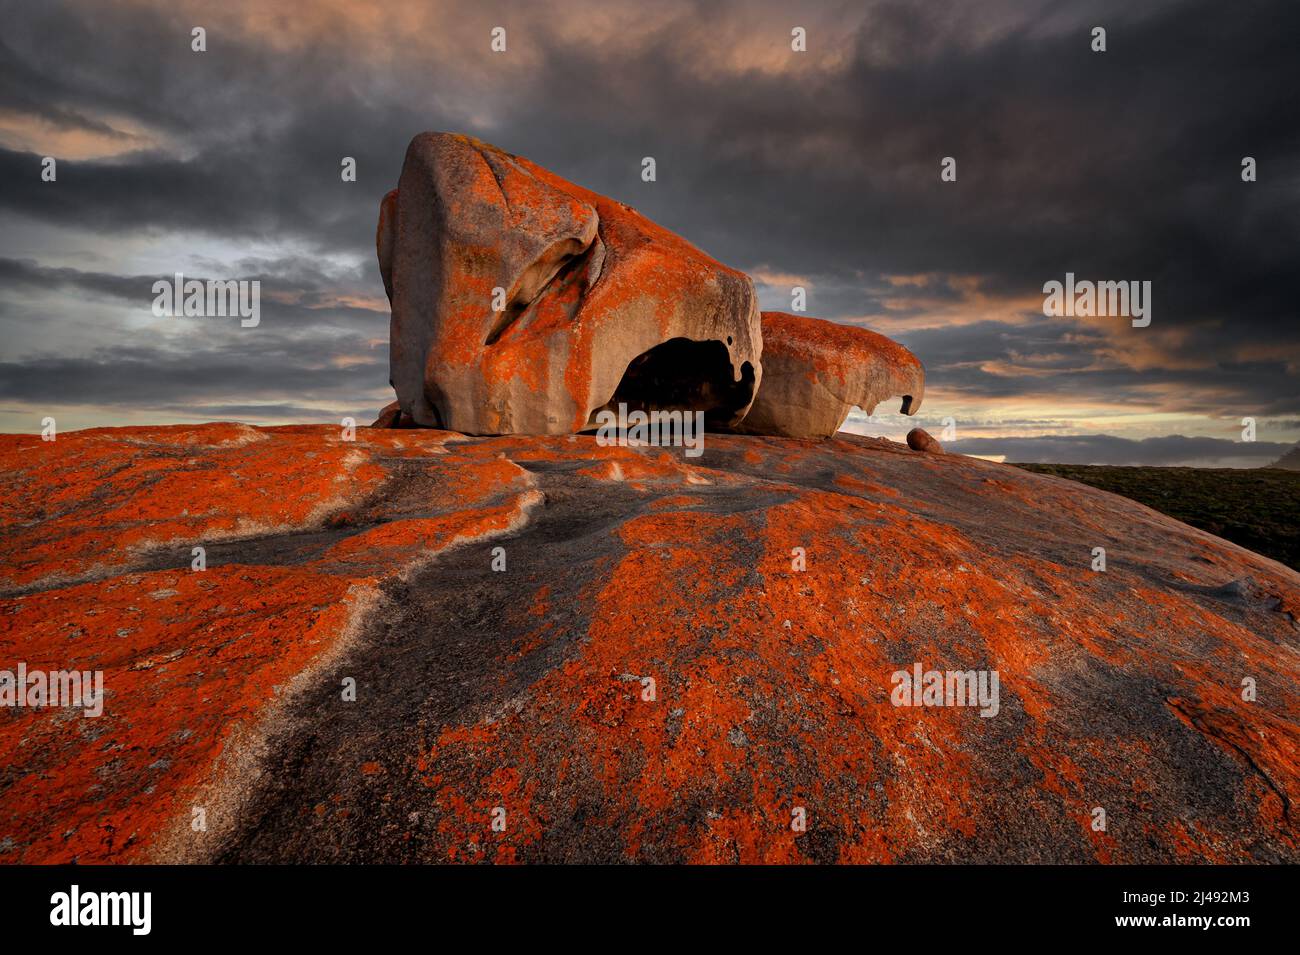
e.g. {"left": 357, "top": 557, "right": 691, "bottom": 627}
{"left": 378, "top": 133, "right": 761, "bottom": 435}
{"left": 733, "top": 311, "right": 925, "bottom": 438}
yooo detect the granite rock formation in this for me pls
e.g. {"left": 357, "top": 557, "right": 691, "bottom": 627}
{"left": 376, "top": 132, "right": 931, "bottom": 441}
{"left": 2, "top": 424, "right": 1296, "bottom": 863}
{"left": 379, "top": 133, "right": 762, "bottom": 435}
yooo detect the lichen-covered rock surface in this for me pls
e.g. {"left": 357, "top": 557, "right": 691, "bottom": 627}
{"left": 1, "top": 424, "right": 1296, "bottom": 863}
{"left": 733, "top": 311, "right": 925, "bottom": 439}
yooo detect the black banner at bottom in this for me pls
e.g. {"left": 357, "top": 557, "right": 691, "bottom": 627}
{"left": 0, "top": 864, "right": 1288, "bottom": 941}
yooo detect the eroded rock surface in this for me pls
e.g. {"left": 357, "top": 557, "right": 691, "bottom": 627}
{"left": 379, "top": 133, "right": 761, "bottom": 435}
{"left": 2, "top": 425, "right": 1297, "bottom": 864}
{"left": 732, "top": 311, "right": 925, "bottom": 438}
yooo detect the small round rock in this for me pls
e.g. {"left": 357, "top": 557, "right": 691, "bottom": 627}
{"left": 906, "top": 427, "right": 944, "bottom": 454}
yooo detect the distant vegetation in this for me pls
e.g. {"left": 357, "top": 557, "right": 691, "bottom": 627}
{"left": 1013, "top": 464, "right": 1300, "bottom": 571}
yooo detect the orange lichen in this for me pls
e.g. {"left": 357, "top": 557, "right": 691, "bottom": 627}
{"left": 0, "top": 566, "right": 362, "bottom": 862}
{"left": 2, "top": 424, "right": 1296, "bottom": 864}
{"left": 0, "top": 424, "right": 385, "bottom": 589}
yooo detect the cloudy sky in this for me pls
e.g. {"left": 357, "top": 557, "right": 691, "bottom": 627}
{"left": 1, "top": 0, "right": 1296, "bottom": 465}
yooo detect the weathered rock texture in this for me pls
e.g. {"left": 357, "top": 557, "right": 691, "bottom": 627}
{"left": 732, "top": 312, "right": 925, "bottom": 438}
{"left": 379, "top": 133, "right": 761, "bottom": 435}
{"left": 2, "top": 425, "right": 1297, "bottom": 863}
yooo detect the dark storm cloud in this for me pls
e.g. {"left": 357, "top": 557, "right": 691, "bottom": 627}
{"left": 0, "top": 256, "right": 146, "bottom": 301}
{"left": 896, "top": 320, "right": 1297, "bottom": 417}
{"left": 0, "top": 0, "right": 1296, "bottom": 442}
{"left": 0, "top": 343, "right": 386, "bottom": 412}
{"left": 0, "top": 0, "right": 424, "bottom": 252}
{"left": 4, "top": 0, "right": 1297, "bottom": 279}
{"left": 0, "top": 257, "right": 387, "bottom": 334}
{"left": 949, "top": 433, "right": 1292, "bottom": 466}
